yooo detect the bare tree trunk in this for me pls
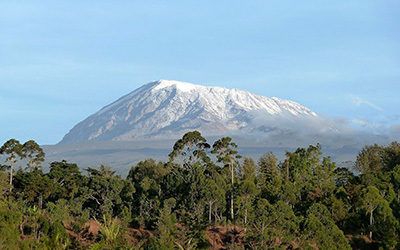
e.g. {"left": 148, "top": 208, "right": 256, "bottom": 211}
{"left": 9, "top": 166, "right": 13, "bottom": 192}
{"left": 209, "top": 201, "right": 212, "bottom": 224}
{"left": 244, "top": 207, "right": 248, "bottom": 225}
{"left": 214, "top": 207, "right": 220, "bottom": 223}
{"left": 19, "top": 217, "right": 27, "bottom": 237}
{"left": 369, "top": 210, "right": 374, "bottom": 240}
{"left": 39, "top": 193, "right": 43, "bottom": 209}
{"left": 286, "top": 162, "right": 289, "bottom": 181}
{"left": 230, "top": 163, "right": 234, "bottom": 222}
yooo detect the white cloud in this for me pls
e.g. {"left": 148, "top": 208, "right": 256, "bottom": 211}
{"left": 351, "top": 95, "right": 383, "bottom": 112}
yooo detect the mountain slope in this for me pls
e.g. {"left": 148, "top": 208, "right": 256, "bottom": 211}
{"left": 60, "top": 80, "right": 319, "bottom": 144}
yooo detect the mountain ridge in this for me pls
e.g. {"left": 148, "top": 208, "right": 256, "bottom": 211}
{"left": 60, "top": 80, "right": 319, "bottom": 144}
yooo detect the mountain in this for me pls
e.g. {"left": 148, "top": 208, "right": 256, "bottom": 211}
{"left": 60, "top": 80, "right": 320, "bottom": 144}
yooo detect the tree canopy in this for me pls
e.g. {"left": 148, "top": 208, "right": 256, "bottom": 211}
{"left": 0, "top": 134, "right": 400, "bottom": 249}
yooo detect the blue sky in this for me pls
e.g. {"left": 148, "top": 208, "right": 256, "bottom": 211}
{"left": 1, "top": 1, "right": 399, "bottom": 144}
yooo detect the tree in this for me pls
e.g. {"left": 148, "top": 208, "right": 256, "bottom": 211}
{"left": 43, "top": 201, "right": 72, "bottom": 249}
{"left": 0, "top": 199, "right": 23, "bottom": 248}
{"left": 330, "top": 196, "right": 350, "bottom": 225}
{"left": 334, "top": 167, "right": 356, "bottom": 187}
{"left": 352, "top": 142, "right": 400, "bottom": 248}
{"left": 392, "top": 165, "right": 400, "bottom": 204}
{"left": 280, "top": 145, "right": 319, "bottom": 207}
{"left": 212, "top": 137, "right": 241, "bottom": 222}
{"left": 128, "top": 159, "right": 169, "bottom": 228}
{"left": 360, "top": 185, "right": 388, "bottom": 240}
{"left": 304, "top": 203, "right": 351, "bottom": 249}
{"left": 257, "top": 152, "right": 282, "bottom": 202}
{"left": 13, "top": 169, "right": 53, "bottom": 208}
{"left": 0, "top": 168, "right": 10, "bottom": 198}
{"left": 279, "top": 144, "right": 337, "bottom": 212}
{"left": 237, "top": 158, "right": 258, "bottom": 226}
{"left": 249, "top": 199, "right": 300, "bottom": 248}
{"left": 47, "top": 160, "right": 84, "bottom": 202}
{"left": 168, "top": 131, "right": 211, "bottom": 169}
{"left": 308, "top": 156, "right": 336, "bottom": 202}
{"left": 21, "top": 140, "right": 45, "bottom": 171}
{"left": 0, "top": 139, "right": 23, "bottom": 192}
{"left": 83, "top": 166, "right": 128, "bottom": 219}
{"left": 203, "top": 165, "right": 226, "bottom": 224}
{"left": 168, "top": 131, "right": 213, "bottom": 230}
{"left": 156, "top": 198, "right": 177, "bottom": 250}
{"left": 356, "top": 144, "right": 384, "bottom": 174}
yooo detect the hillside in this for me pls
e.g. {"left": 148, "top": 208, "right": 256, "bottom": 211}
{"left": 60, "top": 80, "right": 320, "bottom": 144}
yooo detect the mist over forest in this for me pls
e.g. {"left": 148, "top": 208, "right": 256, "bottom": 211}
{"left": 1, "top": 131, "right": 400, "bottom": 249}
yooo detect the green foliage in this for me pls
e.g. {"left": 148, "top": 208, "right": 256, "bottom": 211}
{"left": 212, "top": 136, "right": 241, "bottom": 222}
{"left": 303, "top": 203, "right": 351, "bottom": 249}
{"left": 211, "top": 136, "right": 241, "bottom": 166}
{"left": 98, "top": 215, "right": 122, "bottom": 246}
{"left": 248, "top": 199, "right": 300, "bottom": 248}
{"left": 48, "top": 160, "right": 84, "bottom": 201}
{"left": 257, "top": 152, "right": 282, "bottom": 202}
{"left": 0, "top": 169, "right": 10, "bottom": 197}
{"left": 128, "top": 159, "right": 167, "bottom": 228}
{"left": 84, "top": 165, "right": 130, "bottom": 219}
{"left": 21, "top": 140, "right": 45, "bottom": 171}
{"left": 14, "top": 169, "right": 54, "bottom": 208}
{"left": 156, "top": 198, "right": 177, "bottom": 250}
{"left": 0, "top": 199, "right": 23, "bottom": 249}
{"left": 169, "top": 130, "right": 211, "bottom": 167}
{"left": 1, "top": 136, "right": 400, "bottom": 249}
{"left": 236, "top": 158, "right": 258, "bottom": 225}
{"left": 0, "top": 139, "right": 23, "bottom": 165}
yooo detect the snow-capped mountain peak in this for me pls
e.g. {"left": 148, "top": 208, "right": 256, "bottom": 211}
{"left": 60, "top": 80, "right": 318, "bottom": 144}
{"left": 153, "top": 79, "right": 200, "bottom": 92}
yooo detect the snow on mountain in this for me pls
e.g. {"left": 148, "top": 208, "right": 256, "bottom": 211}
{"left": 60, "top": 80, "right": 319, "bottom": 144}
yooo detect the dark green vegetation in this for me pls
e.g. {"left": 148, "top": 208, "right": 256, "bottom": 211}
{"left": 1, "top": 132, "right": 400, "bottom": 249}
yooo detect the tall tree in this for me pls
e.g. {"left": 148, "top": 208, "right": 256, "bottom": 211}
{"left": 279, "top": 144, "right": 336, "bottom": 211}
{"left": 304, "top": 203, "right": 351, "bottom": 249}
{"left": 257, "top": 152, "right": 282, "bottom": 202}
{"left": 128, "top": 159, "right": 169, "bottom": 228}
{"left": 156, "top": 198, "right": 177, "bottom": 250}
{"left": 168, "top": 131, "right": 211, "bottom": 169}
{"left": 84, "top": 166, "right": 128, "bottom": 219}
{"left": 13, "top": 169, "right": 53, "bottom": 208}
{"left": 203, "top": 165, "right": 226, "bottom": 224}
{"left": 168, "top": 131, "right": 213, "bottom": 230}
{"left": 0, "top": 139, "right": 23, "bottom": 192}
{"left": 360, "top": 185, "right": 389, "bottom": 240}
{"left": 249, "top": 199, "right": 300, "bottom": 248}
{"left": 47, "top": 160, "right": 84, "bottom": 201}
{"left": 237, "top": 158, "right": 258, "bottom": 226}
{"left": 211, "top": 137, "right": 241, "bottom": 222}
{"left": 21, "top": 140, "right": 45, "bottom": 171}
{"left": 355, "top": 144, "right": 385, "bottom": 174}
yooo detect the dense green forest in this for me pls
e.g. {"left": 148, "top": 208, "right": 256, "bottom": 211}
{"left": 1, "top": 131, "right": 400, "bottom": 249}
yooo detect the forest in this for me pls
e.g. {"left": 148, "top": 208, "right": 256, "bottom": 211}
{"left": 0, "top": 131, "right": 400, "bottom": 249}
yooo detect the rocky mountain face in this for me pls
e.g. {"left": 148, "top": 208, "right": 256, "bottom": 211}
{"left": 60, "top": 80, "right": 319, "bottom": 144}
